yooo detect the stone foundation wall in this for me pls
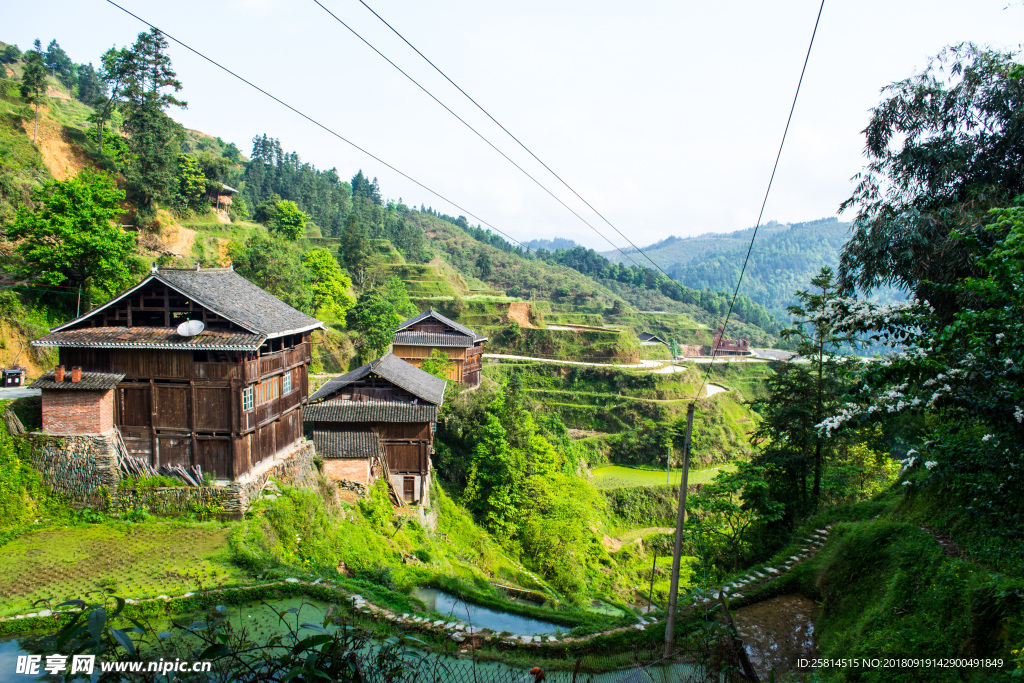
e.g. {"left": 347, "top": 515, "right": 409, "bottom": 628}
{"left": 221, "top": 440, "right": 319, "bottom": 512}
{"left": 30, "top": 434, "right": 320, "bottom": 514}
{"left": 29, "top": 433, "right": 121, "bottom": 502}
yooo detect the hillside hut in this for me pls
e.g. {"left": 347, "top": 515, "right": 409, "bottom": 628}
{"left": 638, "top": 332, "right": 668, "bottom": 347}
{"left": 31, "top": 265, "right": 324, "bottom": 480}
{"left": 305, "top": 353, "right": 445, "bottom": 504}
{"left": 711, "top": 325, "right": 751, "bottom": 356}
{"left": 390, "top": 309, "right": 486, "bottom": 385}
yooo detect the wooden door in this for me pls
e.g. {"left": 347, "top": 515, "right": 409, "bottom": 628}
{"left": 403, "top": 477, "right": 415, "bottom": 502}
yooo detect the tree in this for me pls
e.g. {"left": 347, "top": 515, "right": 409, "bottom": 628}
{"left": 267, "top": 200, "right": 308, "bottom": 240}
{"left": 345, "top": 293, "right": 400, "bottom": 361}
{"left": 75, "top": 62, "right": 103, "bottom": 105}
{"left": 19, "top": 48, "right": 46, "bottom": 145}
{"left": 173, "top": 153, "right": 206, "bottom": 214}
{"left": 301, "top": 248, "right": 354, "bottom": 320}
{"left": 230, "top": 234, "right": 312, "bottom": 313}
{"left": 94, "top": 47, "right": 134, "bottom": 156}
{"left": 8, "top": 171, "right": 135, "bottom": 300}
{"left": 838, "top": 45, "right": 1024, "bottom": 317}
{"left": 0, "top": 44, "right": 21, "bottom": 65}
{"left": 371, "top": 277, "right": 417, "bottom": 317}
{"left": 420, "top": 349, "right": 454, "bottom": 381}
{"left": 43, "top": 40, "right": 73, "bottom": 89}
{"left": 120, "top": 29, "right": 187, "bottom": 219}
{"left": 339, "top": 213, "right": 371, "bottom": 286}
{"left": 476, "top": 252, "right": 493, "bottom": 279}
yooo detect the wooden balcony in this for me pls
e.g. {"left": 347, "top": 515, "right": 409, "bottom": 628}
{"left": 243, "top": 345, "right": 309, "bottom": 383}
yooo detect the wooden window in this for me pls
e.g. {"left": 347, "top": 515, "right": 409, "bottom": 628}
{"left": 282, "top": 370, "right": 292, "bottom": 395}
{"left": 241, "top": 386, "right": 254, "bottom": 412}
{"left": 254, "top": 378, "right": 280, "bottom": 407}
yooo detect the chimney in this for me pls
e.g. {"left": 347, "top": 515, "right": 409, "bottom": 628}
{"left": 71, "top": 366, "right": 82, "bottom": 383}
{"left": 54, "top": 365, "right": 65, "bottom": 382}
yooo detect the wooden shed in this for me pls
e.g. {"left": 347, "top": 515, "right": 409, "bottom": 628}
{"left": 31, "top": 265, "right": 324, "bottom": 480}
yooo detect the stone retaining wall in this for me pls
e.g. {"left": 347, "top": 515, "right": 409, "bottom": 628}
{"left": 30, "top": 434, "right": 320, "bottom": 514}
{"left": 29, "top": 432, "right": 121, "bottom": 502}
{"left": 221, "top": 440, "right": 319, "bottom": 512}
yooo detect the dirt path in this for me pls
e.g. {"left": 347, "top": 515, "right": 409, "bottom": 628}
{"left": 485, "top": 353, "right": 664, "bottom": 369}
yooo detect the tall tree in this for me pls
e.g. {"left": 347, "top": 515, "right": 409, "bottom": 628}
{"left": 43, "top": 40, "right": 73, "bottom": 89}
{"left": 345, "top": 293, "right": 400, "bottom": 361}
{"left": 19, "top": 48, "right": 46, "bottom": 145}
{"left": 75, "top": 62, "right": 103, "bottom": 106}
{"left": 94, "top": 47, "right": 133, "bottom": 156}
{"left": 838, "top": 45, "right": 1024, "bottom": 317}
{"left": 301, "top": 248, "right": 354, "bottom": 320}
{"left": 8, "top": 171, "right": 135, "bottom": 301}
{"left": 120, "top": 29, "right": 187, "bottom": 219}
{"left": 339, "top": 213, "right": 371, "bottom": 286}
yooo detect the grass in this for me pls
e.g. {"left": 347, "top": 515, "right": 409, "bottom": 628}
{"left": 0, "top": 521, "right": 249, "bottom": 617}
{"left": 590, "top": 464, "right": 734, "bottom": 489}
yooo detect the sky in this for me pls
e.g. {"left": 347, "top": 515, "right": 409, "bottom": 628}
{"left": 4, "top": 0, "right": 1023, "bottom": 251}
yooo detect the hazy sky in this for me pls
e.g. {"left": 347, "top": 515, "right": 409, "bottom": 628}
{"left": 5, "top": 0, "right": 1022, "bottom": 250}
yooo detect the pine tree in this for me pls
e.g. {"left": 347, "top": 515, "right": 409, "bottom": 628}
{"left": 19, "top": 48, "right": 46, "bottom": 145}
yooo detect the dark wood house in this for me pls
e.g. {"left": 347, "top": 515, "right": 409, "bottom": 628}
{"left": 638, "top": 332, "right": 668, "bottom": 347}
{"left": 390, "top": 309, "right": 486, "bottom": 385}
{"left": 304, "top": 352, "right": 446, "bottom": 504}
{"left": 711, "top": 325, "right": 751, "bottom": 356}
{"left": 31, "top": 266, "right": 324, "bottom": 480}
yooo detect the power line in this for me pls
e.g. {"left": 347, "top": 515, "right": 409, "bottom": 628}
{"left": 101, "top": 0, "right": 533, "bottom": 255}
{"left": 351, "top": 0, "right": 679, "bottom": 279}
{"left": 693, "top": 0, "right": 826, "bottom": 402}
{"left": 310, "top": 0, "right": 648, "bottom": 271}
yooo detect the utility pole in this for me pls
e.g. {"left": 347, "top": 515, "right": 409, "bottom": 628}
{"left": 663, "top": 402, "right": 695, "bottom": 659}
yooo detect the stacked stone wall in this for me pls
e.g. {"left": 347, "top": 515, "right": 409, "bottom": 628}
{"left": 29, "top": 433, "right": 121, "bottom": 501}
{"left": 221, "top": 440, "right": 319, "bottom": 512}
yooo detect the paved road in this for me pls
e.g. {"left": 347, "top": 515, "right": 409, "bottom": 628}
{"left": 0, "top": 388, "right": 41, "bottom": 399}
{"left": 484, "top": 353, "right": 665, "bottom": 369}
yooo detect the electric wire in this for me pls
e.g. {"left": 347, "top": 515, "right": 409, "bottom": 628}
{"left": 310, "top": 0, "right": 649, "bottom": 271}
{"left": 101, "top": 0, "right": 533, "bottom": 255}
{"left": 692, "top": 0, "right": 826, "bottom": 402}
{"left": 352, "top": 0, "right": 678, "bottom": 278}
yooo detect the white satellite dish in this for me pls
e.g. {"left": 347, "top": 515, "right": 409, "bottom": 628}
{"left": 176, "top": 320, "right": 205, "bottom": 337}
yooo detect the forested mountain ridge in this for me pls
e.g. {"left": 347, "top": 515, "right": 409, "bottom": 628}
{"left": 604, "top": 218, "right": 857, "bottom": 317}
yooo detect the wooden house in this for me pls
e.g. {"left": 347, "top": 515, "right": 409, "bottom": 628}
{"left": 391, "top": 309, "right": 487, "bottom": 386}
{"left": 711, "top": 325, "right": 751, "bottom": 356}
{"left": 638, "top": 332, "right": 668, "bottom": 347}
{"left": 31, "top": 266, "right": 324, "bottom": 480}
{"left": 304, "top": 352, "right": 446, "bottom": 504}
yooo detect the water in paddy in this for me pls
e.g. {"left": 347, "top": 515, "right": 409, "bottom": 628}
{"left": 732, "top": 594, "right": 819, "bottom": 680}
{"left": 411, "top": 587, "right": 559, "bottom": 635}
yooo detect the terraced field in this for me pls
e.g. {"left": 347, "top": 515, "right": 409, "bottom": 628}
{"left": 0, "top": 523, "right": 247, "bottom": 617}
{"left": 590, "top": 464, "right": 734, "bottom": 489}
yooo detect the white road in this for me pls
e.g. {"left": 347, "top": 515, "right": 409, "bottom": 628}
{"left": 484, "top": 353, "right": 665, "bottom": 369}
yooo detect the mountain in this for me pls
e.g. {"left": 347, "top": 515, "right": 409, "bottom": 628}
{"left": 524, "top": 237, "right": 579, "bottom": 251}
{"left": 605, "top": 218, "right": 855, "bottom": 317}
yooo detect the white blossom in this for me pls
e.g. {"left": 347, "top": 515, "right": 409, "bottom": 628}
{"left": 1014, "top": 406, "right": 1024, "bottom": 424}
{"left": 982, "top": 434, "right": 994, "bottom": 442}
{"left": 902, "top": 481, "right": 913, "bottom": 486}
{"left": 925, "top": 461, "right": 937, "bottom": 470}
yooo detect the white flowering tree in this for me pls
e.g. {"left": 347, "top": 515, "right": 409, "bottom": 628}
{"left": 821, "top": 202, "right": 1024, "bottom": 528}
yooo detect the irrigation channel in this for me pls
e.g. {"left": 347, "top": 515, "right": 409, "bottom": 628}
{"left": 0, "top": 598, "right": 704, "bottom": 682}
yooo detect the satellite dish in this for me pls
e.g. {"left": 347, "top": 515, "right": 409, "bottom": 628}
{"left": 176, "top": 320, "right": 205, "bottom": 337}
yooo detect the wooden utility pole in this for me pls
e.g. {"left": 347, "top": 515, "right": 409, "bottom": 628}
{"left": 663, "top": 402, "right": 695, "bottom": 659}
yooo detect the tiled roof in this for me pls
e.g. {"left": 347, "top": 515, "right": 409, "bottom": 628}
{"left": 33, "top": 327, "right": 265, "bottom": 351}
{"left": 31, "top": 370, "right": 125, "bottom": 391}
{"left": 393, "top": 331, "right": 474, "bottom": 348}
{"left": 309, "top": 353, "right": 447, "bottom": 405}
{"left": 396, "top": 308, "right": 486, "bottom": 342}
{"left": 304, "top": 400, "right": 438, "bottom": 423}
{"left": 312, "top": 430, "right": 381, "bottom": 459}
{"left": 47, "top": 268, "right": 323, "bottom": 340}
{"left": 638, "top": 332, "right": 667, "bottom": 344}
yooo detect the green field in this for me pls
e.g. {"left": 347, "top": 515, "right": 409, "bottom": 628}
{"left": 0, "top": 522, "right": 248, "bottom": 617}
{"left": 590, "top": 464, "right": 734, "bottom": 489}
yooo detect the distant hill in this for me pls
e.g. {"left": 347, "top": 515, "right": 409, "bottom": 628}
{"left": 524, "top": 237, "right": 579, "bottom": 252}
{"left": 605, "top": 218, "right": 858, "bottom": 317}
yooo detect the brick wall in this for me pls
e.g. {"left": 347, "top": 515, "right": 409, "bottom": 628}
{"left": 324, "top": 458, "right": 370, "bottom": 485}
{"left": 41, "top": 389, "right": 115, "bottom": 434}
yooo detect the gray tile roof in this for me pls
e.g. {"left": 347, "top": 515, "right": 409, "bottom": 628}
{"left": 393, "top": 331, "right": 473, "bottom": 348}
{"left": 32, "top": 370, "right": 125, "bottom": 391}
{"left": 396, "top": 309, "right": 486, "bottom": 342}
{"left": 304, "top": 400, "right": 438, "bottom": 423}
{"left": 34, "top": 327, "right": 265, "bottom": 351}
{"left": 46, "top": 267, "right": 323, "bottom": 340}
{"left": 309, "top": 352, "right": 446, "bottom": 405}
{"left": 155, "top": 268, "right": 322, "bottom": 337}
{"left": 638, "top": 332, "right": 667, "bottom": 344}
{"left": 313, "top": 430, "right": 381, "bottom": 459}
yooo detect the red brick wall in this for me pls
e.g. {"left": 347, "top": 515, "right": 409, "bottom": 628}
{"left": 41, "top": 389, "right": 115, "bottom": 434}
